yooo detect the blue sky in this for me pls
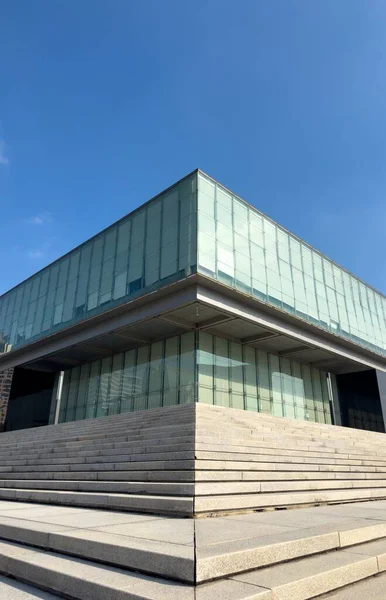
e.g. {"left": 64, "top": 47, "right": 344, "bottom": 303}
{"left": 1, "top": 1, "right": 386, "bottom": 295}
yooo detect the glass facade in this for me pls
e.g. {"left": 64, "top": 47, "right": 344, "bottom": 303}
{"left": 2, "top": 169, "right": 386, "bottom": 362}
{"left": 0, "top": 173, "right": 197, "bottom": 353}
{"left": 2, "top": 169, "right": 386, "bottom": 429}
{"left": 197, "top": 172, "right": 386, "bottom": 358}
{"left": 197, "top": 332, "right": 332, "bottom": 424}
{"left": 49, "top": 332, "right": 196, "bottom": 424}
{"left": 49, "top": 331, "right": 332, "bottom": 425}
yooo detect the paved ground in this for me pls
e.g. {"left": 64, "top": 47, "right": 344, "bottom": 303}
{"left": 1, "top": 499, "right": 386, "bottom": 596}
{"left": 0, "top": 575, "right": 60, "bottom": 599}
{"left": 0, "top": 500, "right": 386, "bottom": 564}
{"left": 1, "top": 499, "right": 386, "bottom": 548}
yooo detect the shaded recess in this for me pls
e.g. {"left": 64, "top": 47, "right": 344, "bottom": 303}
{"left": 5, "top": 367, "right": 55, "bottom": 431}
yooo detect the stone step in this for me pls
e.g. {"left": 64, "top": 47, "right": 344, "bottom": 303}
{"left": 197, "top": 417, "right": 382, "bottom": 435}
{"left": 0, "top": 513, "right": 195, "bottom": 583}
{"left": 2, "top": 511, "right": 386, "bottom": 599}
{"left": 2, "top": 470, "right": 386, "bottom": 485}
{"left": 319, "top": 571, "right": 386, "bottom": 598}
{"left": 197, "top": 432, "right": 386, "bottom": 452}
{"left": 195, "top": 450, "right": 386, "bottom": 467}
{"left": 0, "top": 439, "right": 195, "bottom": 459}
{"left": 5, "top": 458, "right": 195, "bottom": 472}
{"left": 194, "top": 470, "right": 386, "bottom": 482}
{"left": 195, "top": 459, "right": 386, "bottom": 473}
{"left": 1, "top": 450, "right": 195, "bottom": 467}
{"left": 0, "top": 426, "right": 195, "bottom": 451}
{"left": 0, "top": 488, "right": 193, "bottom": 515}
{"left": 1, "top": 431, "right": 196, "bottom": 447}
{"left": 0, "top": 442, "right": 195, "bottom": 460}
{"left": 1, "top": 403, "right": 194, "bottom": 432}
{"left": 0, "top": 540, "right": 194, "bottom": 600}
{"left": 228, "top": 543, "right": 381, "bottom": 599}
{"left": 197, "top": 407, "right": 383, "bottom": 431}
{"left": 196, "top": 512, "right": 386, "bottom": 582}
{"left": 0, "top": 428, "right": 191, "bottom": 446}
{"left": 0, "top": 470, "right": 195, "bottom": 482}
{"left": 2, "top": 501, "right": 386, "bottom": 587}
{"left": 4, "top": 445, "right": 384, "bottom": 467}
{"left": 4, "top": 452, "right": 386, "bottom": 469}
{"left": 2, "top": 420, "right": 382, "bottom": 448}
{"left": 196, "top": 439, "right": 386, "bottom": 459}
{"left": 0, "top": 479, "right": 194, "bottom": 496}
{"left": 194, "top": 487, "right": 386, "bottom": 514}
{"left": 197, "top": 435, "right": 379, "bottom": 448}
{"left": 195, "top": 480, "right": 386, "bottom": 496}
{"left": 197, "top": 428, "right": 385, "bottom": 446}
{"left": 2, "top": 415, "right": 194, "bottom": 434}
{"left": 0, "top": 415, "right": 194, "bottom": 438}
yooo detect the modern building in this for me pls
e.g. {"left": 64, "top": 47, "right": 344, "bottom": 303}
{"left": 1, "top": 168, "right": 386, "bottom": 433}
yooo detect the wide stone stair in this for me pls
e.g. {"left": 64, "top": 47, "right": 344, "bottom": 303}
{"left": 2, "top": 402, "right": 386, "bottom": 517}
{"left": 0, "top": 403, "right": 386, "bottom": 598}
{"left": 0, "top": 404, "right": 195, "bottom": 516}
{"left": 194, "top": 403, "right": 386, "bottom": 515}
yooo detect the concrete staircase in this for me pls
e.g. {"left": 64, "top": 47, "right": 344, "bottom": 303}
{"left": 195, "top": 404, "right": 386, "bottom": 515}
{"left": 0, "top": 404, "right": 195, "bottom": 515}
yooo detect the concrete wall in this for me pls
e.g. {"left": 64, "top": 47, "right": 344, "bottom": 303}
{"left": 0, "top": 367, "right": 14, "bottom": 430}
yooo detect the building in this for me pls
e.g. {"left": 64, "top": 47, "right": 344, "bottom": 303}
{"left": 1, "top": 168, "right": 386, "bottom": 433}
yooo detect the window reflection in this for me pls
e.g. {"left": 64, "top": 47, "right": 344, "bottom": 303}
{"left": 197, "top": 173, "right": 386, "bottom": 358}
{"left": 0, "top": 174, "right": 197, "bottom": 354}
{"left": 197, "top": 332, "right": 331, "bottom": 424}
{"left": 53, "top": 332, "right": 196, "bottom": 424}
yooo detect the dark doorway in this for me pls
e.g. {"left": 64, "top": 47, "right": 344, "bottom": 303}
{"left": 336, "top": 369, "right": 385, "bottom": 433}
{"left": 5, "top": 367, "right": 55, "bottom": 432}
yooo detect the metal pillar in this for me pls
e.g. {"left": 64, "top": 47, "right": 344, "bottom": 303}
{"left": 54, "top": 371, "right": 65, "bottom": 425}
{"left": 327, "top": 372, "right": 342, "bottom": 426}
{"left": 376, "top": 370, "right": 386, "bottom": 433}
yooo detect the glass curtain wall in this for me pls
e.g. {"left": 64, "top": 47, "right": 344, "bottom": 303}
{"left": 49, "top": 332, "right": 196, "bottom": 424}
{"left": 0, "top": 173, "right": 197, "bottom": 353}
{"left": 197, "top": 172, "right": 386, "bottom": 358}
{"left": 197, "top": 332, "right": 332, "bottom": 424}
{"left": 49, "top": 331, "right": 332, "bottom": 426}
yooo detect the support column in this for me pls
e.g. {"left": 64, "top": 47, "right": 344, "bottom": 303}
{"left": 54, "top": 371, "right": 65, "bottom": 425}
{"left": 0, "top": 367, "right": 14, "bottom": 431}
{"left": 376, "top": 370, "right": 386, "bottom": 433}
{"left": 328, "top": 373, "right": 342, "bottom": 426}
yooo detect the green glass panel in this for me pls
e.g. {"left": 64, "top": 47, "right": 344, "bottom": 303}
{"left": 0, "top": 173, "right": 197, "bottom": 353}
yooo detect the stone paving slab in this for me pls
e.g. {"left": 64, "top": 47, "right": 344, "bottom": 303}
{"left": 195, "top": 518, "right": 293, "bottom": 546}
{"left": 0, "top": 575, "right": 60, "bottom": 599}
{"left": 0, "top": 500, "right": 385, "bottom": 585}
{"left": 200, "top": 505, "right": 361, "bottom": 529}
{"left": 196, "top": 579, "right": 273, "bottom": 599}
{"left": 313, "top": 503, "right": 386, "bottom": 521}
{"left": 3, "top": 508, "right": 160, "bottom": 529}
{"left": 94, "top": 518, "right": 194, "bottom": 545}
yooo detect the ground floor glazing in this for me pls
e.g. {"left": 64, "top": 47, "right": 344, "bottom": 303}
{"left": 49, "top": 331, "right": 334, "bottom": 426}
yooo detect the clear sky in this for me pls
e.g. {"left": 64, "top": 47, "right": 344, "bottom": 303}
{"left": 1, "top": 1, "right": 385, "bottom": 296}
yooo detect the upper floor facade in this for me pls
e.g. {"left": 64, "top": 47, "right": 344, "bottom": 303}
{"left": 1, "top": 169, "right": 386, "bottom": 364}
